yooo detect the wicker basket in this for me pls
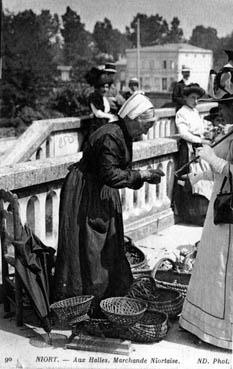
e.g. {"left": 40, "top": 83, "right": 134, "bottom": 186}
{"left": 84, "top": 319, "right": 121, "bottom": 339}
{"left": 84, "top": 311, "right": 168, "bottom": 343}
{"left": 124, "top": 236, "right": 147, "bottom": 269}
{"left": 127, "top": 276, "right": 183, "bottom": 318}
{"left": 120, "top": 311, "right": 168, "bottom": 343}
{"left": 100, "top": 297, "right": 148, "bottom": 326}
{"left": 50, "top": 295, "right": 94, "bottom": 323}
{"left": 124, "top": 236, "right": 152, "bottom": 278}
{"left": 152, "top": 258, "right": 191, "bottom": 298}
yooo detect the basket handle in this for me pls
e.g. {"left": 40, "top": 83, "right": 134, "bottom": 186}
{"left": 124, "top": 235, "right": 134, "bottom": 245}
{"left": 151, "top": 257, "right": 178, "bottom": 278}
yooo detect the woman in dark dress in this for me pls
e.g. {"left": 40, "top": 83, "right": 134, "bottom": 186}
{"left": 87, "top": 68, "right": 117, "bottom": 135}
{"left": 53, "top": 92, "right": 164, "bottom": 307}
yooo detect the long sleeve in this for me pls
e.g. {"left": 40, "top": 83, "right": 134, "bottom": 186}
{"left": 90, "top": 103, "right": 112, "bottom": 119}
{"left": 189, "top": 169, "right": 214, "bottom": 185}
{"left": 176, "top": 108, "right": 202, "bottom": 144}
{"left": 97, "top": 134, "right": 143, "bottom": 190}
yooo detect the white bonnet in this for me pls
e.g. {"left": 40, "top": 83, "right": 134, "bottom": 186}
{"left": 118, "top": 91, "right": 155, "bottom": 120}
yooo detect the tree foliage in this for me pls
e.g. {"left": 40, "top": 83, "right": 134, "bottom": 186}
{"left": 189, "top": 25, "right": 233, "bottom": 69}
{"left": 2, "top": 9, "right": 58, "bottom": 117}
{"left": 93, "top": 18, "right": 131, "bottom": 59}
{"left": 165, "top": 17, "right": 184, "bottom": 43}
{"left": 190, "top": 25, "right": 219, "bottom": 50}
{"left": 61, "top": 6, "right": 93, "bottom": 64}
{"left": 127, "top": 13, "right": 170, "bottom": 47}
{"left": 3, "top": 4, "right": 233, "bottom": 127}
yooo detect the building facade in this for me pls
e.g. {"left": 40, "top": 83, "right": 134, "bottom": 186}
{"left": 125, "top": 43, "right": 213, "bottom": 92}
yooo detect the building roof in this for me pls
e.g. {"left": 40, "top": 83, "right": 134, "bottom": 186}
{"left": 126, "top": 43, "right": 212, "bottom": 54}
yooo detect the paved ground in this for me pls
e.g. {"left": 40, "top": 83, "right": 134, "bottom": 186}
{"left": 0, "top": 224, "right": 232, "bottom": 369}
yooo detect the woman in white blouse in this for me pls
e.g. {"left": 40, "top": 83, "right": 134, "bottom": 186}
{"left": 174, "top": 83, "right": 213, "bottom": 225}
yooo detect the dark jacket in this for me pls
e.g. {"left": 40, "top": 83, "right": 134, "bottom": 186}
{"left": 172, "top": 79, "right": 186, "bottom": 111}
{"left": 53, "top": 120, "right": 143, "bottom": 304}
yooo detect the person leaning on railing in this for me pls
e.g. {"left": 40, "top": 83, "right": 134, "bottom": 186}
{"left": 52, "top": 92, "right": 164, "bottom": 316}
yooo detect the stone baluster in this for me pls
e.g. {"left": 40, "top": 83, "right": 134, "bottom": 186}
{"left": 165, "top": 119, "right": 170, "bottom": 137}
{"left": 52, "top": 189, "right": 61, "bottom": 247}
{"left": 134, "top": 184, "right": 146, "bottom": 216}
{"left": 39, "top": 142, "right": 47, "bottom": 160}
{"left": 123, "top": 188, "right": 134, "bottom": 220}
{"left": 159, "top": 161, "right": 170, "bottom": 209}
{"left": 34, "top": 193, "right": 47, "bottom": 243}
{"left": 155, "top": 120, "right": 161, "bottom": 138}
{"left": 18, "top": 196, "right": 31, "bottom": 225}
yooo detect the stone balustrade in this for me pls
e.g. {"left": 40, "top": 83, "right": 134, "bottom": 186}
{"left": 0, "top": 138, "right": 178, "bottom": 249}
{"left": 143, "top": 102, "right": 217, "bottom": 140}
{"left": 0, "top": 103, "right": 216, "bottom": 166}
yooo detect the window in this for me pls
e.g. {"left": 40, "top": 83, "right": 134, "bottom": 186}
{"left": 154, "top": 77, "right": 160, "bottom": 91}
{"left": 163, "top": 60, "right": 167, "bottom": 69}
{"left": 162, "top": 78, "right": 167, "bottom": 91}
{"left": 169, "top": 78, "right": 175, "bottom": 91}
{"left": 149, "top": 60, "right": 154, "bottom": 69}
{"left": 170, "top": 61, "right": 175, "bottom": 70}
{"left": 143, "top": 76, "right": 151, "bottom": 91}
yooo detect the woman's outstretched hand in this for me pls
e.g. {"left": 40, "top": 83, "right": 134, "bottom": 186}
{"left": 140, "top": 168, "right": 165, "bottom": 184}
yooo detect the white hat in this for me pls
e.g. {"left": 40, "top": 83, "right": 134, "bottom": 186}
{"left": 118, "top": 91, "right": 155, "bottom": 120}
{"left": 129, "top": 77, "right": 139, "bottom": 84}
{"left": 182, "top": 65, "right": 190, "bottom": 72}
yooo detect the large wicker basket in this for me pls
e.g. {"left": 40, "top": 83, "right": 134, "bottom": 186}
{"left": 100, "top": 297, "right": 148, "bottom": 326}
{"left": 152, "top": 258, "right": 191, "bottom": 298}
{"left": 84, "top": 311, "right": 168, "bottom": 343}
{"left": 50, "top": 295, "right": 94, "bottom": 324}
{"left": 127, "top": 276, "right": 183, "bottom": 318}
{"left": 120, "top": 311, "right": 168, "bottom": 343}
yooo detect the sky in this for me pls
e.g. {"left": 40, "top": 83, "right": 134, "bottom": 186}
{"left": 3, "top": 0, "right": 233, "bottom": 39}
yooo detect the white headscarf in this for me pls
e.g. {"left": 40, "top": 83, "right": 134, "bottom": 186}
{"left": 119, "top": 91, "right": 156, "bottom": 121}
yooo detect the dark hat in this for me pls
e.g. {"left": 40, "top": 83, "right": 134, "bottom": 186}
{"left": 85, "top": 67, "right": 113, "bottom": 87}
{"left": 183, "top": 83, "right": 205, "bottom": 97}
{"left": 201, "top": 67, "right": 233, "bottom": 102}
{"left": 104, "top": 63, "right": 116, "bottom": 73}
{"left": 224, "top": 49, "right": 233, "bottom": 61}
{"left": 204, "top": 107, "right": 219, "bottom": 121}
{"left": 94, "top": 73, "right": 113, "bottom": 88}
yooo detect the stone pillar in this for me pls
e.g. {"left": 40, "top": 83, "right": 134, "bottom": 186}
{"left": 18, "top": 197, "right": 30, "bottom": 225}
{"left": 36, "top": 193, "right": 47, "bottom": 242}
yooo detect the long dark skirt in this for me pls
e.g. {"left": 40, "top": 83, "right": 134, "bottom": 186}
{"left": 173, "top": 140, "right": 209, "bottom": 226}
{"left": 53, "top": 166, "right": 133, "bottom": 303}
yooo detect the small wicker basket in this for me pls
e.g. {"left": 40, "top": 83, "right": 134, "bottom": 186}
{"left": 100, "top": 297, "right": 148, "bottom": 326}
{"left": 128, "top": 276, "right": 183, "bottom": 318}
{"left": 84, "top": 319, "right": 121, "bottom": 339}
{"left": 50, "top": 295, "right": 94, "bottom": 324}
{"left": 120, "top": 310, "right": 168, "bottom": 343}
{"left": 124, "top": 236, "right": 148, "bottom": 269}
{"left": 152, "top": 258, "right": 191, "bottom": 298}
